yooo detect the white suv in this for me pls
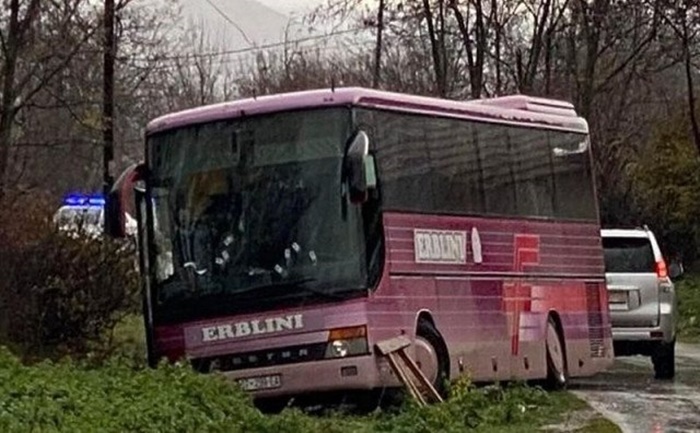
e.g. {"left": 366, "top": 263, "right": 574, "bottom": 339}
{"left": 601, "top": 228, "right": 682, "bottom": 379}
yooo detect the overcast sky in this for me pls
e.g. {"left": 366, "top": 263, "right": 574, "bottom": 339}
{"left": 177, "top": 0, "right": 370, "bottom": 53}
{"left": 256, "top": 0, "right": 324, "bottom": 16}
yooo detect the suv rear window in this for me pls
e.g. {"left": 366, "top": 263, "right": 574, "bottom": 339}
{"left": 602, "top": 237, "right": 655, "bottom": 273}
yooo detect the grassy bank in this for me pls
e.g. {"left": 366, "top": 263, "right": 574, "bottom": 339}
{"left": 677, "top": 272, "right": 700, "bottom": 342}
{"left": 0, "top": 344, "right": 618, "bottom": 433}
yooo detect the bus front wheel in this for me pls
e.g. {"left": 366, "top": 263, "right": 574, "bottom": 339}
{"left": 415, "top": 320, "right": 449, "bottom": 397}
{"left": 544, "top": 316, "right": 568, "bottom": 390}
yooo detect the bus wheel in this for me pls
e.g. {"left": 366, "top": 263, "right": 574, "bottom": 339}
{"left": 415, "top": 320, "right": 449, "bottom": 397}
{"left": 545, "top": 316, "right": 568, "bottom": 390}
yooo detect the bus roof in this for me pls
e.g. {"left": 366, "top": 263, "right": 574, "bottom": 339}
{"left": 146, "top": 87, "right": 588, "bottom": 135}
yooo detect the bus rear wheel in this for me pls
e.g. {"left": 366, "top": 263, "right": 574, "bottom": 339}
{"left": 415, "top": 320, "right": 449, "bottom": 397}
{"left": 544, "top": 316, "right": 568, "bottom": 390}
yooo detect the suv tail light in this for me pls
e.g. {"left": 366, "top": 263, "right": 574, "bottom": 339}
{"left": 656, "top": 260, "right": 668, "bottom": 279}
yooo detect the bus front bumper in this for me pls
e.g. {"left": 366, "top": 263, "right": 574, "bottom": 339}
{"left": 220, "top": 354, "right": 398, "bottom": 398}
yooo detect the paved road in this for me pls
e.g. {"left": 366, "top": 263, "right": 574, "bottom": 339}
{"left": 571, "top": 343, "right": 700, "bottom": 433}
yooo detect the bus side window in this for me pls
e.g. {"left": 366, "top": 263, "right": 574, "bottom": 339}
{"left": 549, "top": 132, "right": 597, "bottom": 220}
{"left": 476, "top": 122, "right": 517, "bottom": 216}
{"left": 511, "top": 128, "right": 555, "bottom": 218}
{"left": 427, "top": 118, "right": 483, "bottom": 215}
{"left": 369, "top": 111, "right": 433, "bottom": 212}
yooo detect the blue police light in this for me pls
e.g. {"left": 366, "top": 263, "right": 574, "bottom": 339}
{"left": 63, "top": 194, "right": 105, "bottom": 207}
{"left": 88, "top": 196, "right": 106, "bottom": 206}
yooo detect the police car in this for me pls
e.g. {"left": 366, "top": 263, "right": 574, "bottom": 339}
{"left": 54, "top": 194, "right": 136, "bottom": 238}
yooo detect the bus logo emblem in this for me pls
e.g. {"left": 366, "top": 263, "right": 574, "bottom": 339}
{"left": 471, "top": 227, "right": 483, "bottom": 264}
{"left": 414, "top": 229, "right": 467, "bottom": 264}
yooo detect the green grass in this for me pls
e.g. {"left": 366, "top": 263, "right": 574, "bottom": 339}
{"left": 573, "top": 417, "right": 622, "bottom": 433}
{"left": 539, "top": 392, "right": 621, "bottom": 433}
{"left": 0, "top": 342, "right": 619, "bottom": 433}
{"left": 676, "top": 271, "right": 700, "bottom": 341}
{"left": 19, "top": 314, "right": 618, "bottom": 433}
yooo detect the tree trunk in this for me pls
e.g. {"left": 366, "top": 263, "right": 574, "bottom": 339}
{"left": 103, "top": 0, "right": 116, "bottom": 197}
{"left": 492, "top": 0, "right": 502, "bottom": 95}
{"left": 521, "top": 0, "right": 553, "bottom": 92}
{"left": 474, "top": 0, "right": 485, "bottom": 99}
{"left": 680, "top": 3, "right": 700, "bottom": 157}
{"left": 577, "top": 0, "right": 609, "bottom": 119}
{"left": 0, "top": 0, "right": 41, "bottom": 197}
{"left": 450, "top": 0, "right": 484, "bottom": 99}
{"left": 0, "top": 0, "right": 21, "bottom": 196}
{"left": 423, "top": 0, "right": 446, "bottom": 96}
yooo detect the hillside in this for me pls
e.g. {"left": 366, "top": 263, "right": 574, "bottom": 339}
{"left": 179, "top": 0, "right": 298, "bottom": 50}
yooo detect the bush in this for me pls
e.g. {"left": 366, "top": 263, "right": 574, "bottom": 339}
{"left": 628, "top": 114, "right": 700, "bottom": 264}
{"left": 0, "top": 348, "right": 559, "bottom": 433}
{"left": 677, "top": 272, "right": 700, "bottom": 340}
{"left": 367, "top": 378, "right": 550, "bottom": 433}
{"left": 0, "top": 347, "right": 264, "bottom": 433}
{"left": 0, "top": 194, "right": 139, "bottom": 361}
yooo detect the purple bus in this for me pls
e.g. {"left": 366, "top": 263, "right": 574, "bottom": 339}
{"left": 107, "top": 87, "right": 613, "bottom": 403}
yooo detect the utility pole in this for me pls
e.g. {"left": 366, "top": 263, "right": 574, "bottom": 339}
{"left": 102, "top": 0, "right": 115, "bottom": 199}
{"left": 372, "top": 0, "right": 385, "bottom": 89}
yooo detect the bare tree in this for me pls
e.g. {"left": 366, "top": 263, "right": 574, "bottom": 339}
{"left": 448, "top": 0, "right": 487, "bottom": 98}
{"left": 655, "top": 0, "right": 700, "bottom": 156}
{"left": 0, "top": 0, "right": 99, "bottom": 195}
{"left": 0, "top": 0, "right": 41, "bottom": 196}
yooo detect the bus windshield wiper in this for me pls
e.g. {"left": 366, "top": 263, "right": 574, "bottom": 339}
{"left": 231, "top": 277, "right": 316, "bottom": 297}
{"left": 231, "top": 277, "right": 352, "bottom": 301}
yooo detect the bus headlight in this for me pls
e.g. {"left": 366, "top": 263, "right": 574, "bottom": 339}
{"left": 330, "top": 340, "right": 350, "bottom": 357}
{"left": 324, "top": 325, "right": 368, "bottom": 359}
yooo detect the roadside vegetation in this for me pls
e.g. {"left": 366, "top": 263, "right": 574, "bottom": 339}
{"left": 677, "top": 271, "right": 700, "bottom": 342}
{"left": 0, "top": 345, "right": 616, "bottom": 433}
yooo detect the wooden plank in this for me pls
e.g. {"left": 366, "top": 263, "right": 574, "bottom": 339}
{"left": 386, "top": 353, "right": 427, "bottom": 406}
{"left": 375, "top": 336, "right": 442, "bottom": 406}
{"left": 374, "top": 336, "right": 411, "bottom": 355}
{"left": 398, "top": 350, "right": 444, "bottom": 403}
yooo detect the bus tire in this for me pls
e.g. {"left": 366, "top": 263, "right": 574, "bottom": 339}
{"left": 415, "top": 319, "right": 450, "bottom": 398}
{"left": 544, "top": 316, "right": 568, "bottom": 390}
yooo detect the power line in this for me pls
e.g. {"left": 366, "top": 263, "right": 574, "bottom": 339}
{"left": 124, "top": 39, "right": 375, "bottom": 73}
{"left": 203, "top": 0, "right": 255, "bottom": 47}
{"left": 128, "top": 26, "right": 371, "bottom": 64}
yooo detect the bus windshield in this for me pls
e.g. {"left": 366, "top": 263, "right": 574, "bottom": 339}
{"left": 147, "top": 108, "right": 367, "bottom": 321}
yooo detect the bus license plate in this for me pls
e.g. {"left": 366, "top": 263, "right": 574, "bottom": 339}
{"left": 237, "top": 374, "right": 282, "bottom": 391}
{"left": 608, "top": 290, "right": 628, "bottom": 304}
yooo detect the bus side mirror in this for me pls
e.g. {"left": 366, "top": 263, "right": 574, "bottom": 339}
{"left": 346, "top": 131, "right": 377, "bottom": 204}
{"left": 105, "top": 163, "right": 146, "bottom": 238}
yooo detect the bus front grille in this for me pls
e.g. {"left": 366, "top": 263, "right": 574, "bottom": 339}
{"left": 191, "top": 342, "right": 328, "bottom": 373}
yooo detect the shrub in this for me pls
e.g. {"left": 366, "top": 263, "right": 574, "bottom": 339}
{"left": 0, "top": 194, "right": 139, "bottom": 361}
{"left": 0, "top": 347, "right": 264, "bottom": 433}
{"left": 0, "top": 348, "right": 561, "bottom": 433}
{"left": 368, "top": 377, "right": 550, "bottom": 433}
{"left": 677, "top": 272, "right": 700, "bottom": 340}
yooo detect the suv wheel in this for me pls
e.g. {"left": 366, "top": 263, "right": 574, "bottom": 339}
{"left": 652, "top": 340, "right": 675, "bottom": 380}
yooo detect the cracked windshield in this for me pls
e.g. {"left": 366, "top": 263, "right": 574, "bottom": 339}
{"left": 148, "top": 108, "right": 366, "bottom": 313}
